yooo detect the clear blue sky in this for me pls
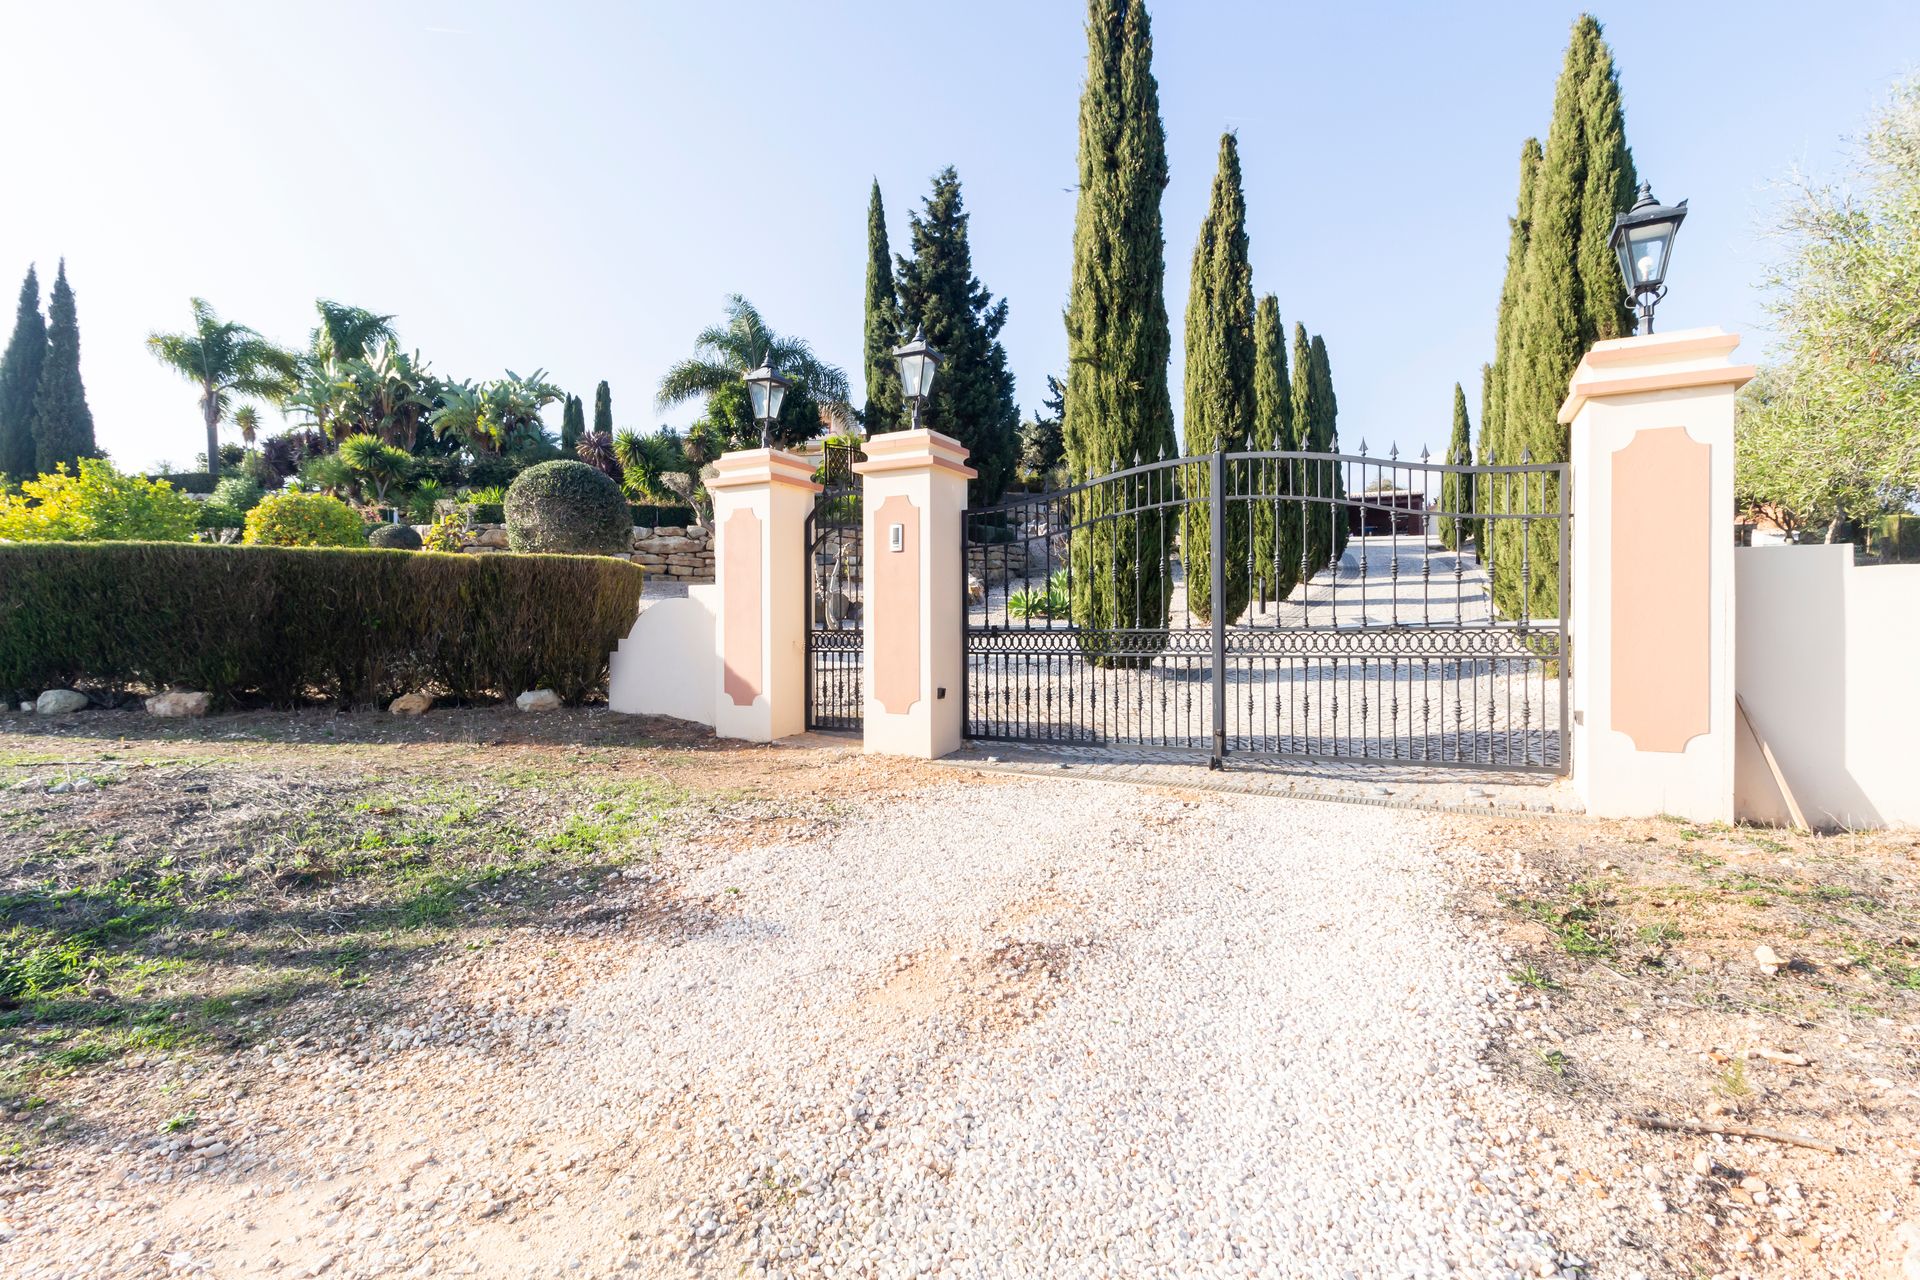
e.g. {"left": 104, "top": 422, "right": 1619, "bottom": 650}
{"left": 3, "top": 1, "right": 1915, "bottom": 473}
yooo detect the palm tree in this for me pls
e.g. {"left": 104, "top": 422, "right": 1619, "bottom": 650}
{"left": 656, "top": 295, "right": 850, "bottom": 445}
{"left": 310, "top": 300, "right": 397, "bottom": 364}
{"left": 232, "top": 404, "right": 261, "bottom": 447}
{"left": 147, "top": 299, "right": 299, "bottom": 479}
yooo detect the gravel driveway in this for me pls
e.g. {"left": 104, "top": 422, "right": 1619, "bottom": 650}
{"left": 9, "top": 762, "right": 1584, "bottom": 1280}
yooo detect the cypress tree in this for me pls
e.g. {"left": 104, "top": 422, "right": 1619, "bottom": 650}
{"left": 860, "top": 180, "right": 904, "bottom": 434}
{"left": 1312, "top": 335, "right": 1349, "bottom": 559}
{"left": 1438, "top": 383, "right": 1473, "bottom": 551}
{"left": 593, "top": 380, "right": 613, "bottom": 438}
{"left": 561, "top": 394, "right": 586, "bottom": 454}
{"left": 1180, "top": 133, "right": 1256, "bottom": 624}
{"left": 0, "top": 265, "right": 46, "bottom": 482}
{"left": 893, "top": 166, "right": 1019, "bottom": 504}
{"left": 1291, "top": 323, "right": 1333, "bottom": 578}
{"left": 1470, "top": 362, "right": 1493, "bottom": 555}
{"left": 1497, "top": 15, "right": 1635, "bottom": 620}
{"left": 31, "top": 261, "right": 96, "bottom": 475}
{"left": 1481, "top": 138, "right": 1542, "bottom": 570}
{"left": 1063, "top": 0, "right": 1176, "bottom": 662}
{"left": 1250, "top": 294, "right": 1299, "bottom": 603}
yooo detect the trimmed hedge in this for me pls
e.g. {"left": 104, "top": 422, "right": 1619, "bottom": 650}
{"left": 367, "top": 522, "right": 424, "bottom": 550}
{"left": 630, "top": 504, "right": 697, "bottom": 529}
{"left": 506, "top": 461, "right": 631, "bottom": 555}
{"left": 244, "top": 491, "right": 368, "bottom": 547}
{"left": 146, "top": 471, "right": 217, "bottom": 495}
{"left": 0, "top": 542, "right": 643, "bottom": 707}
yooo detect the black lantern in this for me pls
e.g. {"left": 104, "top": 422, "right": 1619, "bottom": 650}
{"left": 1610, "top": 182, "right": 1688, "bottom": 334}
{"left": 891, "top": 327, "right": 942, "bottom": 430}
{"left": 741, "top": 353, "right": 790, "bottom": 449}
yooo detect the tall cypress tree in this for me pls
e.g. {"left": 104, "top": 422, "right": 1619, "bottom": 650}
{"left": 0, "top": 266, "right": 46, "bottom": 482}
{"left": 1481, "top": 137, "right": 1543, "bottom": 571}
{"left": 1250, "top": 294, "right": 1299, "bottom": 603}
{"left": 1180, "top": 133, "right": 1256, "bottom": 623}
{"left": 1063, "top": 0, "right": 1176, "bottom": 661}
{"left": 593, "top": 380, "right": 613, "bottom": 438}
{"left": 860, "top": 180, "right": 904, "bottom": 434}
{"left": 561, "top": 394, "right": 586, "bottom": 454}
{"left": 893, "top": 167, "right": 1019, "bottom": 504}
{"left": 31, "top": 261, "right": 95, "bottom": 474}
{"left": 1291, "top": 322, "right": 1333, "bottom": 578}
{"left": 1312, "top": 335, "right": 1349, "bottom": 559}
{"left": 1438, "top": 383, "right": 1474, "bottom": 551}
{"left": 1497, "top": 14, "right": 1635, "bottom": 620}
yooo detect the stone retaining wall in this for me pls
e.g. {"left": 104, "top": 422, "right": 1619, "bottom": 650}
{"left": 431, "top": 523, "right": 716, "bottom": 582}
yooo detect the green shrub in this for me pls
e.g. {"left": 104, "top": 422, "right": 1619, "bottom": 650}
{"left": 630, "top": 504, "right": 697, "bottom": 529}
{"left": 197, "top": 474, "right": 265, "bottom": 531}
{"left": 367, "top": 522, "right": 424, "bottom": 550}
{"left": 1869, "top": 513, "right": 1920, "bottom": 563}
{"left": 244, "top": 491, "right": 368, "bottom": 547}
{"left": 422, "top": 512, "right": 471, "bottom": 552}
{"left": 0, "top": 460, "right": 198, "bottom": 542}
{"left": 145, "top": 470, "right": 217, "bottom": 495}
{"left": 468, "top": 502, "right": 505, "bottom": 525}
{"left": 505, "top": 460, "right": 631, "bottom": 555}
{"left": 0, "top": 542, "right": 643, "bottom": 706}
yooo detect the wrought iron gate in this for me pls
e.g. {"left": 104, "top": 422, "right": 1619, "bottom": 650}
{"left": 806, "top": 440, "right": 864, "bottom": 732}
{"left": 961, "top": 443, "right": 1569, "bottom": 772}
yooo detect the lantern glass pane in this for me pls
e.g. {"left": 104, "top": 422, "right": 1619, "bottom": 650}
{"left": 917, "top": 357, "right": 938, "bottom": 398}
{"left": 747, "top": 379, "right": 769, "bottom": 420}
{"left": 898, "top": 353, "right": 926, "bottom": 398}
{"left": 1626, "top": 223, "right": 1671, "bottom": 285}
{"left": 767, "top": 380, "right": 787, "bottom": 420}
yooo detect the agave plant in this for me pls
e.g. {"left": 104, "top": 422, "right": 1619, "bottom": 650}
{"left": 1007, "top": 569, "right": 1072, "bottom": 621}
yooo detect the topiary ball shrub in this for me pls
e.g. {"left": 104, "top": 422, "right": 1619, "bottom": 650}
{"left": 505, "top": 460, "right": 631, "bottom": 555}
{"left": 243, "top": 491, "right": 368, "bottom": 547}
{"left": 367, "top": 522, "right": 424, "bottom": 550}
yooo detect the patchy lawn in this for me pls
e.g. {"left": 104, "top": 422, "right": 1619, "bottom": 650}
{"left": 1452, "top": 810, "right": 1920, "bottom": 1275}
{"left": 0, "top": 705, "right": 838, "bottom": 1155}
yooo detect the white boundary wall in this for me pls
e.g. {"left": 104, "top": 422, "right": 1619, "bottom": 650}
{"left": 608, "top": 585, "right": 718, "bottom": 726}
{"left": 1735, "top": 546, "right": 1920, "bottom": 829}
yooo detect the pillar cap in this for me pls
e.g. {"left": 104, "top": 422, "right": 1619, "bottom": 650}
{"left": 1558, "top": 327, "right": 1756, "bottom": 423}
{"left": 852, "top": 429, "right": 978, "bottom": 480}
{"left": 706, "top": 447, "right": 823, "bottom": 494}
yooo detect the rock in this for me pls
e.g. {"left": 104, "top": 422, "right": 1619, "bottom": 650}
{"left": 967, "top": 575, "right": 985, "bottom": 605}
{"left": 17, "top": 701, "right": 30, "bottom": 712}
{"left": 1693, "top": 1152, "right": 1714, "bottom": 1176}
{"left": 474, "top": 526, "right": 510, "bottom": 549}
{"left": 653, "top": 525, "right": 686, "bottom": 538}
{"left": 1753, "top": 1047, "right": 1809, "bottom": 1067}
{"left": 516, "top": 689, "right": 562, "bottom": 712}
{"left": 389, "top": 691, "right": 433, "bottom": 716}
{"left": 35, "top": 688, "right": 88, "bottom": 715}
{"left": 146, "top": 691, "right": 211, "bottom": 718}
{"left": 1753, "top": 944, "right": 1785, "bottom": 974}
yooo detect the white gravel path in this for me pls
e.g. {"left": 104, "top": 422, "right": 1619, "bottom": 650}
{"left": 493, "top": 773, "right": 1570, "bottom": 1278}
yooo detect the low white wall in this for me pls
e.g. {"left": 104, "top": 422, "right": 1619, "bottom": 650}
{"left": 608, "top": 585, "right": 717, "bottom": 726}
{"left": 1735, "top": 546, "right": 1920, "bottom": 829}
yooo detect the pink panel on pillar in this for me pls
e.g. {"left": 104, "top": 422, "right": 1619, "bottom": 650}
{"left": 1611, "top": 427, "right": 1710, "bottom": 753}
{"left": 872, "top": 494, "right": 921, "bottom": 715}
{"left": 722, "top": 508, "right": 762, "bottom": 708}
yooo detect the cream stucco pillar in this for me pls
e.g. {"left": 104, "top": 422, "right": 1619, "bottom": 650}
{"left": 1560, "top": 327, "right": 1754, "bottom": 821}
{"left": 705, "top": 448, "right": 820, "bottom": 743}
{"left": 853, "top": 430, "right": 976, "bottom": 759}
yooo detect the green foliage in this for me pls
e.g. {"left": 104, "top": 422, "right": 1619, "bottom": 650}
{"left": 592, "top": 381, "right": 613, "bottom": 438}
{"left": 146, "top": 297, "right": 299, "bottom": 480}
{"left": 1291, "top": 324, "right": 1336, "bottom": 577}
{"left": 196, "top": 473, "right": 265, "bottom": 531}
{"left": 861, "top": 180, "right": 904, "bottom": 433}
{"left": 0, "top": 265, "right": 46, "bottom": 482}
{"left": 427, "top": 370, "right": 564, "bottom": 456}
{"left": 1438, "top": 384, "right": 1474, "bottom": 551}
{"left": 1738, "top": 77, "right": 1920, "bottom": 533}
{"left": 1180, "top": 133, "right": 1256, "bottom": 624}
{"left": 367, "top": 522, "right": 424, "bottom": 550}
{"left": 656, "top": 295, "right": 848, "bottom": 450}
{"left": 1007, "top": 570, "right": 1072, "bottom": 620}
{"left": 407, "top": 478, "right": 445, "bottom": 523}
{"left": 243, "top": 491, "right": 368, "bottom": 547}
{"left": 1869, "top": 514, "right": 1920, "bottom": 562}
{"left": 504, "top": 460, "right": 631, "bottom": 556}
{"left": 0, "top": 542, "right": 642, "bottom": 705}
{"left": 422, "top": 512, "right": 471, "bottom": 552}
{"left": 560, "top": 394, "right": 585, "bottom": 455}
{"left": 1249, "top": 295, "right": 1300, "bottom": 602}
{"left": 1063, "top": 0, "right": 1175, "bottom": 663}
{"left": 1017, "top": 375, "right": 1067, "bottom": 482}
{"left": 337, "top": 432, "right": 414, "bottom": 505}
{"left": 30, "top": 262, "right": 96, "bottom": 475}
{"left": 0, "top": 460, "right": 197, "bottom": 542}
{"left": 895, "top": 166, "right": 1020, "bottom": 505}
{"left": 1494, "top": 16, "right": 1635, "bottom": 620}
{"left": 1481, "top": 137, "right": 1543, "bottom": 557}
